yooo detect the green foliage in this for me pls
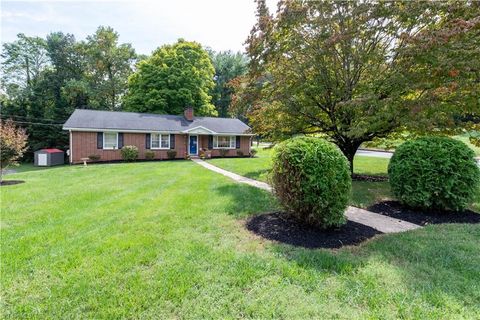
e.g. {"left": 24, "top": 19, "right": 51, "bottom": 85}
{"left": 145, "top": 151, "right": 155, "bottom": 160}
{"left": 167, "top": 150, "right": 177, "bottom": 160}
{"left": 208, "top": 50, "right": 248, "bottom": 117}
{"left": 120, "top": 145, "right": 138, "bottom": 162}
{"left": 125, "top": 39, "right": 217, "bottom": 116}
{"left": 388, "top": 137, "right": 480, "bottom": 211}
{"left": 242, "top": 1, "right": 480, "bottom": 170}
{"left": 88, "top": 154, "right": 101, "bottom": 161}
{"left": 271, "top": 137, "right": 351, "bottom": 228}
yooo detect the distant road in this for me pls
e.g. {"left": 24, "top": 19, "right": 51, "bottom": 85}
{"left": 356, "top": 149, "right": 393, "bottom": 159}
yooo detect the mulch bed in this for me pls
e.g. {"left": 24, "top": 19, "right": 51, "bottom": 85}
{"left": 246, "top": 212, "right": 382, "bottom": 249}
{"left": 352, "top": 174, "right": 388, "bottom": 182}
{"left": 0, "top": 180, "right": 25, "bottom": 186}
{"left": 368, "top": 201, "right": 480, "bottom": 226}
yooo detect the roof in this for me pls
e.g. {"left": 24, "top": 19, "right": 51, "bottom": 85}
{"left": 63, "top": 109, "right": 252, "bottom": 135}
{"left": 36, "top": 148, "right": 63, "bottom": 153}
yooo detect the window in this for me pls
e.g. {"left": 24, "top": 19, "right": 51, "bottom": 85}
{"left": 151, "top": 133, "right": 170, "bottom": 149}
{"left": 103, "top": 132, "right": 118, "bottom": 149}
{"left": 213, "top": 136, "right": 235, "bottom": 149}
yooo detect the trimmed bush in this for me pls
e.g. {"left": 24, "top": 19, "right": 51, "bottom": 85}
{"left": 236, "top": 150, "right": 244, "bottom": 157}
{"left": 88, "top": 154, "right": 101, "bottom": 161}
{"left": 388, "top": 136, "right": 480, "bottom": 211}
{"left": 121, "top": 145, "right": 138, "bottom": 161}
{"left": 145, "top": 151, "right": 155, "bottom": 160}
{"left": 167, "top": 150, "right": 177, "bottom": 159}
{"left": 219, "top": 149, "right": 228, "bottom": 157}
{"left": 271, "top": 137, "right": 351, "bottom": 228}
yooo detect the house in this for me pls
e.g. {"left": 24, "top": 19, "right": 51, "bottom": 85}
{"left": 62, "top": 108, "right": 254, "bottom": 164}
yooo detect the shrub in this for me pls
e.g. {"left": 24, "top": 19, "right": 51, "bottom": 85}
{"left": 0, "top": 119, "right": 28, "bottom": 172}
{"left": 271, "top": 137, "right": 351, "bottom": 228}
{"left": 167, "top": 150, "right": 177, "bottom": 159}
{"left": 250, "top": 149, "right": 258, "bottom": 157}
{"left": 88, "top": 154, "right": 101, "bottom": 161}
{"left": 219, "top": 149, "right": 228, "bottom": 157}
{"left": 388, "top": 136, "right": 480, "bottom": 211}
{"left": 121, "top": 145, "right": 139, "bottom": 161}
{"left": 236, "top": 150, "right": 244, "bottom": 157}
{"left": 145, "top": 151, "right": 155, "bottom": 160}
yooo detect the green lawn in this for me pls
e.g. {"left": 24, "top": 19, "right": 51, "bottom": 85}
{"left": 2, "top": 161, "right": 480, "bottom": 318}
{"left": 209, "top": 147, "right": 480, "bottom": 211}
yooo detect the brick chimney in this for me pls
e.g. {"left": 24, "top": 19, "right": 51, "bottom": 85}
{"left": 184, "top": 107, "right": 194, "bottom": 121}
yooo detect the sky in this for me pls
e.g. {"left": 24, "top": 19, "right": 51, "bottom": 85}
{"left": 1, "top": 0, "right": 278, "bottom": 54}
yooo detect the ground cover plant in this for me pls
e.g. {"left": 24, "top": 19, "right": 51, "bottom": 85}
{"left": 2, "top": 161, "right": 480, "bottom": 318}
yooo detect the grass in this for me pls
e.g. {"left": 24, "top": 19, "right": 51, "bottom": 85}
{"left": 2, "top": 161, "right": 480, "bottom": 318}
{"left": 209, "top": 147, "right": 480, "bottom": 211}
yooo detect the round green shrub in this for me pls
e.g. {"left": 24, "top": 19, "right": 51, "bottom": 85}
{"left": 145, "top": 150, "right": 155, "bottom": 160}
{"left": 121, "top": 145, "right": 139, "bottom": 161}
{"left": 388, "top": 136, "right": 480, "bottom": 211}
{"left": 271, "top": 137, "right": 351, "bottom": 228}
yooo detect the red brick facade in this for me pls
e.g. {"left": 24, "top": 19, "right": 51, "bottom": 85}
{"left": 69, "top": 131, "right": 251, "bottom": 163}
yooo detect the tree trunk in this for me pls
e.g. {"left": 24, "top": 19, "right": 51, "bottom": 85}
{"left": 337, "top": 139, "right": 362, "bottom": 176}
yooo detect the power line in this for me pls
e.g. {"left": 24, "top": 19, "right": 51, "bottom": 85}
{"left": 5, "top": 120, "right": 64, "bottom": 127}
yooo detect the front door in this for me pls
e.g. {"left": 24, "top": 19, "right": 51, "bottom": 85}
{"left": 189, "top": 135, "right": 198, "bottom": 155}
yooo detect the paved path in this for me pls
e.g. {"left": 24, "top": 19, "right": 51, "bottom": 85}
{"left": 192, "top": 158, "right": 421, "bottom": 234}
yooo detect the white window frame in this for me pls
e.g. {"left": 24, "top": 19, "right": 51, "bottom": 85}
{"left": 151, "top": 133, "right": 170, "bottom": 150}
{"left": 213, "top": 135, "right": 236, "bottom": 149}
{"left": 103, "top": 132, "right": 118, "bottom": 150}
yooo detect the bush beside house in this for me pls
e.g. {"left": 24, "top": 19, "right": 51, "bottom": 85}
{"left": 121, "top": 146, "right": 139, "bottom": 161}
{"left": 271, "top": 137, "right": 351, "bottom": 228}
{"left": 388, "top": 136, "right": 480, "bottom": 211}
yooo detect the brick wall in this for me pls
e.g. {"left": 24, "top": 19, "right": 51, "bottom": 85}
{"left": 70, "top": 132, "right": 251, "bottom": 163}
{"left": 70, "top": 131, "right": 187, "bottom": 163}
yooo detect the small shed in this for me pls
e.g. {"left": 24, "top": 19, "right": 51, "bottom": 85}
{"left": 34, "top": 149, "right": 65, "bottom": 166}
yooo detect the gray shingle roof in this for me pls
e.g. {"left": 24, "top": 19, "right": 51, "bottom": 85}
{"left": 63, "top": 109, "right": 252, "bottom": 134}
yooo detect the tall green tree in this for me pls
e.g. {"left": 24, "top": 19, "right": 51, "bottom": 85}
{"left": 208, "top": 50, "right": 248, "bottom": 117}
{"left": 125, "top": 39, "right": 216, "bottom": 116}
{"left": 241, "top": 0, "right": 480, "bottom": 172}
{"left": 84, "top": 26, "right": 136, "bottom": 110}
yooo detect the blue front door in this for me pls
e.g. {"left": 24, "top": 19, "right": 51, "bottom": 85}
{"left": 189, "top": 135, "right": 198, "bottom": 155}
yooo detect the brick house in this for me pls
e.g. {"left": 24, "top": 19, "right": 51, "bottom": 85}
{"left": 62, "top": 108, "right": 254, "bottom": 164}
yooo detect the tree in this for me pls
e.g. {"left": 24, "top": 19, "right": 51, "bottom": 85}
{"left": 241, "top": 0, "right": 480, "bottom": 173}
{"left": 208, "top": 50, "right": 248, "bottom": 117}
{"left": 0, "top": 119, "right": 28, "bottom": 182}
{"left": 125, "top": 39, "right": 216, "bottom": 116}
{"left": 84, "top": 26, "right": 136, "bottom": 110}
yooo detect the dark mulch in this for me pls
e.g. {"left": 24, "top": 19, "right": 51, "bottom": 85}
{"left": 352, "top": 174, "right": 388, "bottom": 182}
{"left": 368, "top": 201, "right": 480, "bottom": 226}
{"left": 246, "top": 212, "right": 382, "bottom": 249}
{"left": 0, "top": 180, "right": 25, "bottom": 186}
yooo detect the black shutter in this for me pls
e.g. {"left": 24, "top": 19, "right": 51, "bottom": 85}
{"left": 208, "top": 135, "right": 213, "bottom": 149}
{"left": 145, "top": 133, "right": 151, "bottom": 149}
{"left": 97, "top": 132, "right": 103, "bottom": 149}
{"left": 236, "top": 136, "right": 241, "bottom": 149}
{"left": 170, "top": 134, "right": 175, "bottom": 149}
{"left": 118, "top": 133, "right": 124, "bottom": 149}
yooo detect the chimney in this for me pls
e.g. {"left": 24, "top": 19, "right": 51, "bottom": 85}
{"left": 184, "top": 107, "right": 194, "bottom": 121}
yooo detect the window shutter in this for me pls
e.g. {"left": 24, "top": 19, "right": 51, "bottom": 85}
{"left": 170, "top": 134, "right": 175, "bottom": 149}
{"left": 236, "top": 136, "right": 241, "bottom": 149}
{"left": 118, "top": 133, "right": 124, "bottom": 149}
{"left": 208, "top": 135, "right": 213, "bottom": 149}
{"left": 97, "top": 132, "right": 103, "bottom": 149}
{"left": 145, "top": 133, "right": 151, "bottom": 149}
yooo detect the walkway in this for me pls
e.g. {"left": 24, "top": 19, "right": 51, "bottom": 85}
{"left": 192, "top": 158, "right": 421, "bottom": 234}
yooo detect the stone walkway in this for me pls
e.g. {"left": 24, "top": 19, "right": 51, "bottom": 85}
{"left": 192, "top": 158, "right": 421, "bottom": 234}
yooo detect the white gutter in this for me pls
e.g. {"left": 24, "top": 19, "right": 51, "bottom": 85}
{"left": 63, "top": 126, "right": 255, "bottom": 136}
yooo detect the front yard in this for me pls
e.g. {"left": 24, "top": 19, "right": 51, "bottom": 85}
{"left": 2, "top": 160, "right": 480, "bottom": 318}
